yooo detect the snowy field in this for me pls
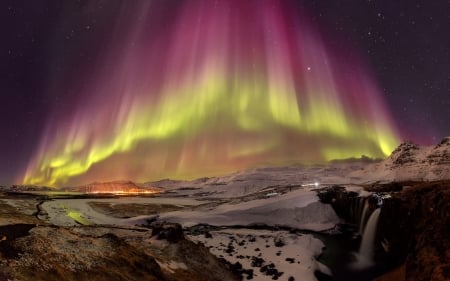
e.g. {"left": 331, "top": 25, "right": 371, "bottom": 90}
{"left": 188, "top": 228, "right": 331, "bottom": 281}
{"left": 34, "top": 185, "right": 343, "bottom": 281}
{"left": 31, "top": 164, "right": 388, "bottom": 281}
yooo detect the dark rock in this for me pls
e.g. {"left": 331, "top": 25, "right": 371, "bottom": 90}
{"left": 274, "top": 235, "right": 285, "bottom": 247}
{"left": 261, "top": 263, "right": 278, "bottom": 277}
{"left": 251, "top": 256, "right": 264, "bottom": 267}
{"left": 232, "top": 262, "right": 242, "bottom": 270}
{"left": 317, "top": 185, "right": 359, "bottom": 221}
{"left": 366, "top": 182, "right": 403, "bottom": 192}
{"left": 0, "top": 224, "right": 36, "bottom": 259}
{"left": 437, "top": 137, "right": 450, "bottom": 147}
{"left": 391, "top": 141, "right": 420, "bottom": 166}
{"left": 321, "top": 181, "right": 450, "bottom": 281}
{"left": 151, "top": 222, "right": 184, "bottom": 243}
{"left": 225, "top": 245, "right": 235, "bottom": 254}
{"left": 285, "top": 258, "right": 295, "bottom": 263}
{"left": 230, "top": 262, "right": 255, "bottom": 281}
{"left": 385, "top": 182, "right": 450, "bottom": 281}
{"left": 260, "top": 265, "right": 268, "bottom": 273}
{"left": 245, "top": 269, "right": 254, "bottom": 279}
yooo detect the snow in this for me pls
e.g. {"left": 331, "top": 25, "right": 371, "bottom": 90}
{"left": 342, "top": 185, "right": 372, "bottom": 197}
{"left": 156, "top": 260, "right": 188, "bottom": 274}
{"left": 39, "top": 187, "right": 338, "bottom": 281}
{"left": 145, "top": 164, "right": 368, "bottom": 198}
{"left": 188, "top": 228, "right": 329, "bottom": 281}
{"left": 136, "top": 189, "right": 341, "bottom": 232}
{"left": 348, "top": 140, "right": 450, "bottom": 182}
{"left": 11, "top": 138, "right": 450, "bottom": 280}
{"left": 42, "top": 199, "right": 122, "bottom": 226}
{"left": 41, "top": 197, "right": 206, "bottom": 226}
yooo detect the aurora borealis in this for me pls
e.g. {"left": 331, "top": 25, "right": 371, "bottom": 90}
{"left": 2, "top": 0, "right": 448, "bottom": 187}
{"left": 20, "top": 0, "right": 402, "bottom": 186}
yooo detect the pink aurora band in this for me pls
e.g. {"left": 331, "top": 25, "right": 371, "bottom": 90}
{"left": 22, "top": 0, "right": 400, "bottom": 187}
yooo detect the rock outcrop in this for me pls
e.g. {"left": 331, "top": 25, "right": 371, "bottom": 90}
{"left": 395, "top": 182, "right": 450, "bottom": 281}
{"left": 151, "top": 222, "right": 185, "bottom": 243}
{"left": 349, "top": 137, "right": 450, "bottom": 182}
{"left": 318, "top": 181, "right": 450, "bottom": 281}
{"left": 0, "top": 222, "right": 238, "bottom": 281}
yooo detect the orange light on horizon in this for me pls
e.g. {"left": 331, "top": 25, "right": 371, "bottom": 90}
{"left": 85, "top": 188, "right": 161, "bottom": 195}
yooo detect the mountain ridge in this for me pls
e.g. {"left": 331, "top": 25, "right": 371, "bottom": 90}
{"left": 349, "top": 137, "right": 450, "bottom": 182}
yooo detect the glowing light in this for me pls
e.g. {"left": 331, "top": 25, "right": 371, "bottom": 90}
{"left": 67, "top": 211, "right": 91, "bottom": 225}
{"left": 79, "top": 181, "right": 162, "bottom": 194}
{"left": 86, "top": 189, "right": 159, "bottom": 195}
{"left": 22, "top": 0, "right": 400, "bottom": 187}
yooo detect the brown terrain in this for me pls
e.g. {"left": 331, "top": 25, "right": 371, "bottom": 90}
{"left": 0, "top": 166, "right": 448, "bottom": 281}
{"left": 0, "top": 194, "right": 238, "bottom": 281}
{"left": 399, "top": 181, "right": 450, "bottom": 281}
{"left": 88, "top": 202, "right": 185, "bottom": 218}
{"left": 367, "top": 181, "right": 449, "bottom": 281}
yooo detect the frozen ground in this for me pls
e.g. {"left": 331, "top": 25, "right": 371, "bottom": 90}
{"left": 3, "top": 139, "right": 449, "bottom": 280}
{"left": 152, "top": 189, "right": 340, "bottom": 231}
{"left": 40, "top": 197, "right": 207, "bottom": 226}
{"left": 29, "top": 166, "right": 352, "bottom": 281}
{"left": 22, "top": 161, "right": 423, "bottom": 281}
{"left": 188, "top": 228, "right": 331, "bottom": 281}
{"left": 144, "top": 163, "right": 369, "bottom": 198}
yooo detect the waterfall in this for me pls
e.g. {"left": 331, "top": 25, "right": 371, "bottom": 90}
{"left": 358, "top": 200, "right": 369, "bottom": 234}
{"left": 357, "top": 197, "right": 364, "bottom": 223}
{"left": 350, "top": 199, "right": 355, "bottom": 221}
{"left": 348, "top": 200, "right": 355, "bottom": 220}
{"left": 353, "top": 208, "right": 381, "bottom": 269}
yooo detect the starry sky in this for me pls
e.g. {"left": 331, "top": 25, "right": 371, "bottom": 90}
{"left": 1, "top": 0, "right": 449, "bottom": 186}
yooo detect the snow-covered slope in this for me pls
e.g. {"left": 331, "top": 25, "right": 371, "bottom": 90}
{"left": 349, "top": 137, "right": 450, "bottom": 182}
{"left": 143, "top": 164, "right": 367, "bottom": 197}
{"left": 127, "top": 188, "right": 340, "bottom": 232}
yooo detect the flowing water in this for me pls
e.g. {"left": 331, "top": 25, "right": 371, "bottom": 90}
{"left": 353, "top": 208, "right": 381, "bottom": 269}
{"left": 358, "top": 200, "right": 369, "bottom": 234}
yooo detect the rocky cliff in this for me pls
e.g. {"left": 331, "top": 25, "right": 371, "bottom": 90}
{"left": 0, "top": 219, "right": 238, "bottom": 281}
{"left": 349, "top": 137, "right": 450, "bottom": 182}
{"left": 318, "top": 181, "right": 450, "bottom": 281}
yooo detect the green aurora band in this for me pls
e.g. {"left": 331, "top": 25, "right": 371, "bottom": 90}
{"left": 22, "top": 1, "right": 400, "bottom": 187}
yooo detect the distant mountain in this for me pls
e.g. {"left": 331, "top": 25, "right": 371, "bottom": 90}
{"left": 349, "top": 137, "right": 450, "bottom": 182}
{"left": 142, "top": 178, "right": 185, "bottom": 189}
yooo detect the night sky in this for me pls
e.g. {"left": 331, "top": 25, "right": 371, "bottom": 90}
{"left": 1, "top": 0, "right": 449, "bottom": 186}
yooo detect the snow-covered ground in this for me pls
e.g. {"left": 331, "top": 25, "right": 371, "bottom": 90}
{"left": 188, "top": 228, "right": 330, "bottom": 281}
{"left": 348, "top": 139, "right": 450, "bottom": 182}
{"left": 144, "top": 163, "right": 368, "bottom": 197}
{"left": 41, "top": 186, "right": 340, "bottom": 232}
{"left": 38, "top": 144, "right": 450, "bottom": 280}
{"left": 41, "top": 197, "right": 207, "bottom": 226}
{"left": 154, "top": 189, "right": 340, "bottom": 231}
{"left": 36, "top": 175, "right": 345, "bottom": 281}
{"left": 5, "top": 138, "right": 450, "bottom": 281}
